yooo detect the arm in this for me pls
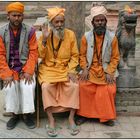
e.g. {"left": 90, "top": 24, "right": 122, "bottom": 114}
{"left": 104, "top": 36, "right": 120, "bottom": 84}
{"left": 104, "top": 36, "right": 120, "bottom": 75}
{"left": 67, "top": 32, "right": 79, "bottom": 74}
{"left": 79, "top": 36, "right": 88, "bottom": 69}
{"left": 38, "top": 35, "right": 47, "bottom": 59}
{"left": 79, "top": 36, "right": 89, "bottom": 81}
{"left": 67, "top": 32, "right": 79, "bottom": 83}
{"left": 0, "top": 36, "right": 13, "bottom": 79}
{"left": 38, "top": 24, "right": 50, "bottom": 59}
{"left": 0, "top": 36, "right": 14, "bottom": 87}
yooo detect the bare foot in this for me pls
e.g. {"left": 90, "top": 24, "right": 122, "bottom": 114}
{"left": 48, "top": 118, "right": 55, "bottom": 129}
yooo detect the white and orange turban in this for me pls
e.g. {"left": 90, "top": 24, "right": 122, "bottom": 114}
{"left": 6, "top": 2, "right": 24, "bottom": 13}
{"left": 47, "top": 7, "right": 65, "bottom": 21}
{"left": 90, "top": 6, "right": 107, "bottom": 19}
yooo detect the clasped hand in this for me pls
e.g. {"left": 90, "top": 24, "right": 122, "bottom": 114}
{"left": 20, "top": 72, "right": 34, "bottom": 85}
{"left": 3, "top": 76, "right": 14, "bottom": 88}
{"left": 79, "top": 68, "right": 89, "bottom": 81}
{"left": 105, "top": 73, "right": 115, "bottom": 84}
{"left": 3, "top": 73, "right": 34, "bottom": 88}
{"left": 68, "top": 73, "right": 78, "bottom": 83}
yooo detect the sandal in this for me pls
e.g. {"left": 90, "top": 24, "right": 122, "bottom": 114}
{"left": 46, "top": 124, "right": 58, "bottom": 137}
{"left": 68, "top": 124, "right": 80, "bottom": 136}
{"left": 102, "top": 120, "right": 115, "bottom": 126}
{"left": 75, "top": 116, "right": 87, "bottom": 125}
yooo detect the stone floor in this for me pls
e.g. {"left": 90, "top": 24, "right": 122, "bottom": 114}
{"left": 0, "top": 90, "right": 140, "bottom": 138}
{"left": 1, "top": 111, "right": 140, "bottom": 138}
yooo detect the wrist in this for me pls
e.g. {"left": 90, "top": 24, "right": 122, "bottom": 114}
{"left": 42, "top": 39, "right": 47, "bottom": 46}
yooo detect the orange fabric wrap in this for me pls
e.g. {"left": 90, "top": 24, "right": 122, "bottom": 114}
{"left": 6, "top": 2, "right": 24, "bottom": 13}
{"left": 41, "top": 81, "right": 79, "bottom": 113}
{"left": 80, "top": 34, "right": 120, "bottom": 84}
{"left": 77, "top": 81, "right": 116, "bottom": 122}
{"left": 47, "top": 7, "right": 65, "bottom": 21}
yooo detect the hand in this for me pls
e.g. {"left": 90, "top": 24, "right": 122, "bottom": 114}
{"left": 3, "top": 76, "right": 14, "bottom": 88}
{"left": 42, "top": 23, "right": 50, "bottom": 41}
{"left": 20, "top": 72, "right": 34, "bottom": 85}
{"left": 68, "top": 73, "right": 78, "bottom": 83}
{"left": 105, "top": 73, "right": 115, "bottom": 84}
{"left": 79, "top": 68, "right": 89, "bottom": 81}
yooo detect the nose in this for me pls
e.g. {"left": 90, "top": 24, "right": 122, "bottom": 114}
{"left": 58, "top": 21, "right": 62, "bottom": 27}
{"left": 98, "top": 20, "right": 102, "bottom": 25}
{"left": 15, "top": 16, "right": 19, "bottom": 20}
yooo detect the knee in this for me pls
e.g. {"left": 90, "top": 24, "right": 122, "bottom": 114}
{"left": 20, "top": 79, "right": 36, "bottom": 89}
{"left": 41, "top": 82, "right": 50, "bottom": 91}
{"left": 70, "top": 81, "right": 79, "bottom": 89}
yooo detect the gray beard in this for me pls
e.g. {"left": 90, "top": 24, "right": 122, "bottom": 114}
{"left": 53, "top": 28, "right": 64, "bottom": 40}
{"left": 49, "top": 23, "right": 64, "bottom": 40}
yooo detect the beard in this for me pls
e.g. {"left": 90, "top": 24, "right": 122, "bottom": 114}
{"left": 10, "top": 20, "right": 22, "bottom": 28}
{"left": 94, "top": 26, "right": 106, "bottom": 35}
{"left": 49, "top": 23, "right": 65, "bottom": 40}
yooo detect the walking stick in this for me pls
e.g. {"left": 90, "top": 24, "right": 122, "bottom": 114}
{"left": 36, "top": 62, "right": 40, "bottom": 127}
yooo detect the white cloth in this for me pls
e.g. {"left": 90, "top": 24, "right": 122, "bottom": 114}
{"left": 88, "top": 6, "right": 107, "bottom": 21}
{"left": 3, "top": 76, "right": 36, "bottom": 114}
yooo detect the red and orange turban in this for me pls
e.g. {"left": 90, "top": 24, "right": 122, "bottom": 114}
{"left": 47, "top": 7, "right": 65, "bottom": 21}
{"left": 6, "top": 2, "right": 24, "bottom": 13}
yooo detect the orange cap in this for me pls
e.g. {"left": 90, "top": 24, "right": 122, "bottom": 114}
{"left": 6, "top": 2, "right": 24, "bottom": 13}
{"left": 47, "top": 7, "right": 65, "bottom": 21}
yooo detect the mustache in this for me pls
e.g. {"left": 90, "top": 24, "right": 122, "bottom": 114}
{"left": 53, "top": 27, "right": 64, "bottom": 39}
{"left": 49, "top": 23, "right": 64, "bottom": 39}
{"left": 56, "top": 26, "right": 64, "bottom": 30}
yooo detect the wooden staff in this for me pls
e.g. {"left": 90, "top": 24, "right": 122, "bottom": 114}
{"left": 36, "top": 62, "right": 40, "bottom": 127}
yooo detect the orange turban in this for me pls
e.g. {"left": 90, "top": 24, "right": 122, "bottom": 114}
{"left": 6, "top": 2, "right": 24, "bottom": 13}
{"left": 47, "top": 7, "right": 65, "bottom": 21}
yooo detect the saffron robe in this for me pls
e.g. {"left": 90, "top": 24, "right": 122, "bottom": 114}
{"left": 77, "top": 33, "right": 120, "bottom": 122}
{"left": 38, "top": 29, "right": 79, "bottom": 83}
{"left": 38, "top": 28, "right": 79, "bottom": 112}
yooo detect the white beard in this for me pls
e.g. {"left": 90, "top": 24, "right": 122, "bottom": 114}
{"left": 49, "top": 23, "right": 65, "bottom": 40}
{"left": 53, "top": 28, "right": 64, "bottom": 40}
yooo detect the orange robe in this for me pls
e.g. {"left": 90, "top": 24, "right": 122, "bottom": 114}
{"left": 0, "top": 29, "right": 38, "bottom": 80}
{"left": 77, "top": 33, "right": 120, "bottom": 122}
{"left": 38, "top": 28, "right": 79, "bottom": 112}
{"left": 38, "top": 29, "right": 79, "bottom": 84}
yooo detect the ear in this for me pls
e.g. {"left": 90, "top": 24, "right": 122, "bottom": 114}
{"left": 91, "top": 20, "right": 94, "bottom": 26}
{"left": 105, "top": 18, "right": 107, "bottom": 24}
{"left": 7, "top": 13, "right": 10, "bottom": 20}
{"left": 7, "top": 16, "right": 10, "bottom": 20}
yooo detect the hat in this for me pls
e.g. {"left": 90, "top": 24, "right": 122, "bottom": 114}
{"left": 89, "top": 6, "right": 107, "bottom": 20}
{"left": 6, "top": 2, "right": 24, "bottom": 13}
{"left": 47, "top": 7, "right": 65, "bottom": 21}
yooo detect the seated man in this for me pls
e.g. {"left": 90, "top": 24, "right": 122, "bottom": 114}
{"left": 76, "top": 6, "right": 120, "bottom": 126}
{"left": 0, "top": 2, "right": 38, "bottom": 130}
{"left": 38, "top": 7, "right": 79, "bottom": 137}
